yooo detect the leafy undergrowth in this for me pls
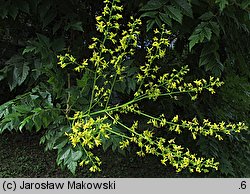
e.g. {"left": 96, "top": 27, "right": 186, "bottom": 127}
{"left": 0, "top": 131, "right": 188, "bottom": 178}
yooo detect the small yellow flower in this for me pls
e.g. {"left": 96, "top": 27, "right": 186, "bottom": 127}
{"left": 172, "top": 115, "right": 179, "bottom": 123}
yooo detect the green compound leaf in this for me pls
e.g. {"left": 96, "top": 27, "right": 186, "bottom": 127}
{"left": 188, "top": 22, "right": 214, "bottom": 51}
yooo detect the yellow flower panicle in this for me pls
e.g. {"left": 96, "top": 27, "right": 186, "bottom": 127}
{"left": 58, "top": 0, "right": 248, "bottom": 174}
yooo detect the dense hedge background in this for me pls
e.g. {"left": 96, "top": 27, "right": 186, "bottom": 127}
{"left": 0, "top": 0, "right": 249, "bottom": 177}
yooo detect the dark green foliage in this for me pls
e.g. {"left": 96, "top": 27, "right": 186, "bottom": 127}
{"left": 0, "top": 0, "right": 249, "bottom": 177}
{"left": 0, "top": 87, "right": 62, "bottom": 133}
{"left": 140, "top": 0, "right": 250, "bottom": 76}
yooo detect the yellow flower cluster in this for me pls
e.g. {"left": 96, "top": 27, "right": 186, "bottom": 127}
{"left": 143, "top": 111, "right": 247, "bottom": 141}
{"left": 168, "top": 117, "right": 248, "bottom": 140}
{"left": 122, "top": 121, "right": 219, "bottom": 173}
{"left": 136, "top": 25, "right": 170, "bottom": 85}
{"left": 58, "top": 54, "right": 77, "bottom": 68}
{"left": 58, "top": 0, "right": 248, "bottom": 174}
{"left": 65, "top": 115, "right": 112, "bottom": 172}
{"left": 103, "top": 113, "right": 219, "bottom": 173}
{"left": 137, "top": 63, "right": 224, "bottom": 101}
{"left": 79, "top": 151, "right": 102, "bottom": 172}
{"left": 120, "top": 103, "right": 140, "bottom": 114}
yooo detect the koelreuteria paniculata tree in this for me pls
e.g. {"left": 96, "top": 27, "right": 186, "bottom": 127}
{"left": 58, "top": 0, "right": 248, "bottom": 173}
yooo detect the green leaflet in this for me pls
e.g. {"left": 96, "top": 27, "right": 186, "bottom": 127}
{"left": 215, "top": 0, "right": 229, "bottom": 12}
{"left": 65, "top": 21, "right": 84, "bottom": 32}
{"left": 5, "top": 55, "right": 30, "bottom": 91}
{"left": 67, "top": 161, "right": 78, "bottom": 174}
{"left": 56, "top": 145, "right": 84, "bottom": 174}
{"left": 140, "top": 11, "right": 158, "bottom": 18}
{"left": 164, "top": 5, "right": 183, "bottom": 24}
{"left": 146, "top": 19, "right": 156, "bottom": 31}
{"left": 57, "top": 145, "right": 71, "bottom": 165}
{"left": 241, "top": 0, "right": 250, "bottom": 9}
{"left": 199, "top": 11, "right": 215, "bottom": 21}
{"left": 172, "top": 0, "right": 193, "bottom": 18}
{"left": 159, "top": 12, "right": 172, "bottom": 26}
